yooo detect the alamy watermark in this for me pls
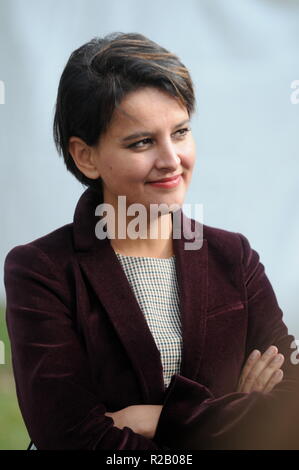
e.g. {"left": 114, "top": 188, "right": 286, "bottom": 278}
{"left": 290, "top": 80, "right": 299, "bottom": 104}
{"left": 290, "top": 339, "right": 299, "bottom": 365}
{"left": 0, "top": 80, "right": 5, "bottom": 104}
{"left": 0, "top": 340, "right": 5, "bottom": 364}
{"left": 95, "top": 197, "right": 204, "bottom": 250}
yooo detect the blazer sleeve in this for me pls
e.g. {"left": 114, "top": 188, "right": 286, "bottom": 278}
{"left": 4, "top": 244, "right": 165, "bottom": 450}
{"left": 154, "top": 233, "right": 299, "bottom": 450}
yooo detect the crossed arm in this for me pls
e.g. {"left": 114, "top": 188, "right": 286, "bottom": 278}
{"left": 105, "top": 345, "right": 285, "bottom": 439}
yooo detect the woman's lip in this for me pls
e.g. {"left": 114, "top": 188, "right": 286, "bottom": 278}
{"left": 147, "top": 174, "right": 182, "bottom": 188}
{"left": 147, "top": 174, "right": 182, "bottom": 183}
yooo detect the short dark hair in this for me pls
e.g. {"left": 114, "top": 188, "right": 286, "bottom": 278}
{"left": 53, "top": 32, "right": 196, "bottom": 190}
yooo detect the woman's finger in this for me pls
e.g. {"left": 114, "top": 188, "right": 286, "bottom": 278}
{"left": 240, "top": 345, "right": 278, "bottom": 393}
{"left": 237, "top": 349, "right": 261, "bottom": 392}
{"left": 263, "top": 369, "right": 284, "bottom": 393}
{"left": 249, "top": 353, "right": 285, "bottom": 392}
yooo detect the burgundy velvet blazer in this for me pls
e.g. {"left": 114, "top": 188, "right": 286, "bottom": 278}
{"left": 4, "top": 187, "right": 299, "bottom": 450}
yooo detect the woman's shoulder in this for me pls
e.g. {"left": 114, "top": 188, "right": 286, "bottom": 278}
{"left": 202, "top": 222, "right": 253, "bottom": 266}
{"left": 4, "top": 223, "right": 77, "bottom": 314}
{"left": 203, "top": 222, "right": 244, "bottom": 244}
{"left": 4, "top": 223, "right": 75, "bottom": 272}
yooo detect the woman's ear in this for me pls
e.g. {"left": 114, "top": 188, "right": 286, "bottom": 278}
{"left": 68, "top": 137, "right": 101, "bottom": 179}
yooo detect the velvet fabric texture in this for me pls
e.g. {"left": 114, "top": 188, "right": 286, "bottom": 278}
{"left": 4, "top": 187, "right": 299, "bottom": 449}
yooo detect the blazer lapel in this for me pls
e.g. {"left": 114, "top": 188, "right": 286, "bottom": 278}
{"left": 173, "top": 213, "right": 208, "bottom": 381}
{"left": 77, "top": 245, "right": 165, "bottom": 402}
{"left": 73, "top": 188, "right": 208, "bottom": 400}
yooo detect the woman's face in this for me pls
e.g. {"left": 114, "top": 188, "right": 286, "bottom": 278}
{"left": 90, "top": 86, "right": 196, "bottom": 212}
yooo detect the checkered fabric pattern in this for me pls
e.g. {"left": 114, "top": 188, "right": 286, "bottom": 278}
{"left": 115, "top": 252, "right": 182, "bottom": 389}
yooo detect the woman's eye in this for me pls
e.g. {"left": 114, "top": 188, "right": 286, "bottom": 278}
{"left": 173, "top": 127, "right": 191, "bottom": 138}
{"left": 128, "top": 128, "right": 191, "bottom": 150}
{"left": 129, "top": 138, "right": 152, "bottom": 149}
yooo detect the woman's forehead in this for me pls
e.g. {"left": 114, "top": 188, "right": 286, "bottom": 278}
{"left": 107, "top": 88, "right": 189, "bottom": 136}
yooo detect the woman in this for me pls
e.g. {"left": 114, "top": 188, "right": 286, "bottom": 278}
{"left": 4, "top": 33, "right": 299, "bottom": 450}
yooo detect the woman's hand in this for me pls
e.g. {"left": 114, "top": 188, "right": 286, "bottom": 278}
{"left": 237, "top": 345, "right": 284, "bottom": 393}
{"left": 105, "top": 404, "right": 163, "bottom": 439}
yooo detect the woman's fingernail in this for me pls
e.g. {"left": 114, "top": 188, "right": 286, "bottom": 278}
{"left": 273, "top": 354, "right": 284, "bottom": 363}
{"left": 265, "top": 346, "right": 277, "bottom": 356}
{"left": 250, "top": 350, "right": 260, "bottom": 360}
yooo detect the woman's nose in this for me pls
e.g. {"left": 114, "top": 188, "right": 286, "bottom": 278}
{"left": 154, "top": 141, "right": 181, "bottom": 170}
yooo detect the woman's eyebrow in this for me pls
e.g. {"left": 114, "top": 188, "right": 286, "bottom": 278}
{"left": 119, "top": 119, "right": 190, "bottom": 144}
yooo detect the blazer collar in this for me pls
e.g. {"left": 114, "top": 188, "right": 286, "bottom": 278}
{"left": 73, "top": 187, "right": 208, "bottom": 401}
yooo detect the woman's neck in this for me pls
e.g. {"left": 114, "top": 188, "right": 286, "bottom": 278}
{"left": 109, "top": 212, "right": 174, "bottom": 259}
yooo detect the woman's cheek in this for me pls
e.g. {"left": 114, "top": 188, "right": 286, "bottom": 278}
{"left": 180, "top": 139, "right": 196, "bottom": 166}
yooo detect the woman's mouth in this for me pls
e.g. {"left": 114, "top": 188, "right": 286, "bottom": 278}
{"left": 146, "top": 174, "right": 182, "bottom": 188}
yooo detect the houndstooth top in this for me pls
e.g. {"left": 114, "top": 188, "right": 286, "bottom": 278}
{"left": 115, "top": 252, "right": 182, "bottom": 389}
